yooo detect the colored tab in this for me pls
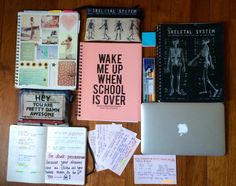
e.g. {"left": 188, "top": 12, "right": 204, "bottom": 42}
{"left": 48, "top": 10, "right": 61, "bottom": 13}
{"left": 63, "top": 10, "right": 75, "bottom": 12}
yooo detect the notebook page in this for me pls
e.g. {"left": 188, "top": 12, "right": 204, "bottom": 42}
{"left": 45, "top": 127, "right": 87, "bottom": 185}
{"left": 7, "top": 125, "right": 47, "bottom": 183}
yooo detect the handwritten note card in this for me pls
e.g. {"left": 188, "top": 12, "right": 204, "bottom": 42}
{"left": 88, "top": 130, "right": 105, "bottom": 171}
{"left": 134, "top": 155, "right": 177, "bottom": 184}
{"left": 97, "top": 127, "right": 139, "bottom": 175}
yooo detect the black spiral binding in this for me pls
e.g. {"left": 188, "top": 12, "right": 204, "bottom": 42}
{"left": 157, "top": 24, "right": 162, "bottom": 102}
{"left": 76, "top": 43, "right": 83, "bottom": 117}
{"left": 15, "top": 13, "right": 21, "bottom": 87}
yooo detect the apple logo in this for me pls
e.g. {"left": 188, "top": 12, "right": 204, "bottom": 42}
{"left": 177, "top": 123, "right": 188, "bottom": 136}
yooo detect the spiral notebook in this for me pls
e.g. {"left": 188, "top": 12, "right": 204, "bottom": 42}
{"left": 15, "top": 11, "right": 79, "bottom": 90}
{"left": 156, "top": 23, "right": 224, "bottom": 102}
{"left": 76, "top": 42, "right": 142, "bottom": 122}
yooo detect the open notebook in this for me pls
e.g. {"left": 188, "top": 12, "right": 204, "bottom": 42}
{"left": 7, "top": 125, "right": 87, "bottom": 185}
{"left": 15, "top": 11, "right": 79, "bottom": 90}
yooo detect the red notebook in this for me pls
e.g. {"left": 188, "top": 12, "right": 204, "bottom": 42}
{"left": 76, "top": 42, "right": 142, "bottom": 122}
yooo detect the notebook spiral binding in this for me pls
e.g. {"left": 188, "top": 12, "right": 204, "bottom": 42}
{"left": 15, "top": 13, "right": 21, "bottom": 87}
{"left": 157, "top": 25, "right": 162, "bottom": 102}
{"left": 76, "top": 44, "right": 83, "bottom": 117}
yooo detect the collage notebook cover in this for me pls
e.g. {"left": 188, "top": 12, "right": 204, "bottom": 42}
{"left": 76, "top": 42, "right": 142, "bottom": 122}
{"left": 156, "top": 23, "right": 224, "bottom": 102}
{"left": 15, "top": 11, "right": 79, "bottom": 90}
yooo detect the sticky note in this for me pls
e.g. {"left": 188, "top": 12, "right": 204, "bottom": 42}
{"left": 142, "top": 32, "right": 156, "bottom": 47}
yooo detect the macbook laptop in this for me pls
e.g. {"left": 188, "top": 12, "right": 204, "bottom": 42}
{"left": 141, "top": 103, "right": 225, "bottom": 156}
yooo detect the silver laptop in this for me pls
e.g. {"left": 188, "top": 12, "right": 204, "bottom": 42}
{"left": 141, "top": 103, "right": 225, "bottom": 156}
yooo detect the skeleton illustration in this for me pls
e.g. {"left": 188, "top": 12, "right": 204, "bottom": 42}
{"left": 188, "top": 38, "right": 218, "bottom": 97}
{"left": 114, "top": 20, "right": 123, "bottom": 40}
{"left": 127, "top": 20, "right": 138, "bottom": 40}
{"left": 99, "top": 19, "right": 110, "bottom": 40}
{"left": 166, "top": 38, "right": 186, "bottom": 96}
{"left": 87, "top": 19, "right": 95, "bottom": 39}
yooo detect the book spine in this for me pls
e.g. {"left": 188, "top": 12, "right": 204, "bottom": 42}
{"left": 15, "top": 13, "right": 21, "bottom": 87}
{"left": 76, "top": 43, "right": 83, "bottom": 117}
{"left": 157, "top": 25, "right": 162, "bottom": 102}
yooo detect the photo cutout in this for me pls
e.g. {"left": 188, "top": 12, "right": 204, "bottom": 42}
{"left": 42, "top": 30, "right": 58, "bottom": 44}
{"left": 37, "top": 45, "right": 58, "bottom": 60}
{"left": 21, "top": 14, "right": 40, "bottom": 41}
{"left": 41, "top": 15, "right": 59, "bottom": 29}
{"left": 59, "top": 33, "right": 77, "bottom": 60}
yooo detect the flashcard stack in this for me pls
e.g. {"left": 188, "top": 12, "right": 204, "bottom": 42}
{"left": 88, "top": 123, "right": 140, "bottom": 175}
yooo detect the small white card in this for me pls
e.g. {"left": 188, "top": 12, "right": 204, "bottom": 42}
{"left": 134, "top": 155, "right": 177, "bottom": 184}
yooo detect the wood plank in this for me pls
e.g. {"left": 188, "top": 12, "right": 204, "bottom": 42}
{"left": 226, "top": 19, "right": 236, "bottom": 186}
{"left": 190, "top": 0, "right": 210, "bottom": 22}
{"left": 207, "top": 1, "right": 230, "bottom": 186}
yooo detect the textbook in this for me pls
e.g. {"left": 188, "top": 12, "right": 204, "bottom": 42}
{"left": 156, "top": 23, "right": 224, "bottom": 102}
{"left": 7, "top": 125, "right": 87, "bottom": 185}
{"left": 15, "top": 11, "right": 79, "bottom": 90}
{"left": 76, "top": 42, "right": 142, "bottom": 122}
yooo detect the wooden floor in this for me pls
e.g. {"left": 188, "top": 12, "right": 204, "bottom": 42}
{"left": 0, "top": 0, "right": 235, "bottom": 185}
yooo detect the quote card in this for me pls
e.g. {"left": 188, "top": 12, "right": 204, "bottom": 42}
{"left": 21, "top": 91, "right": 66, "bottom": 121}
{"left": 45, "top": 127, "right": 86, "bottom": 185}
{"left": 134, "top": 155, "right": 177, "bottom": 184}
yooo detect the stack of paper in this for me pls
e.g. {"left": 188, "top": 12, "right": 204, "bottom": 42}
{"left": 88, "top": 124, "right": 140, "bottom": 175}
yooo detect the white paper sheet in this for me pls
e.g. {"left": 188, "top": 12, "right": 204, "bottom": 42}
{"left": 134, "top": 155, "right": 177, "bottom": 184}
{"left": 45, "top": 127, "right": 87, "bottom": 185}
{"left": 88, "top": 130, "right": 104, "bottom": 171}
{"left": 110, "top": 138, "right": 140, "bottom": 175}
{"left": 7, "top": 125, "right": 47, "bottom": 183}
{"left": 97, "top": 126, "right": 140, "bottom": 175}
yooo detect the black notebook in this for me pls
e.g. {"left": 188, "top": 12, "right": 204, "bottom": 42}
{"left": 156, "top": 23, "right": 224, "bottom": 102}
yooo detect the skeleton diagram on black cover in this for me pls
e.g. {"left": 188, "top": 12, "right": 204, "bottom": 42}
{"left": 114, "top": 20, "right": 123, "bottom": 40}
{"left": 127, "top": 20, "right": 138, "bottom": 40}
{"left": 87, "top": 19, "right": 95, "bottom": 39}
{"left": 166, "top": 38, "right": 186, "bottom": 96}
{"left": 188, "top": 38, "right": 219, "bottom": 97}
{"left": 99, "top": 19, "right": 110, "bottom": 40}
